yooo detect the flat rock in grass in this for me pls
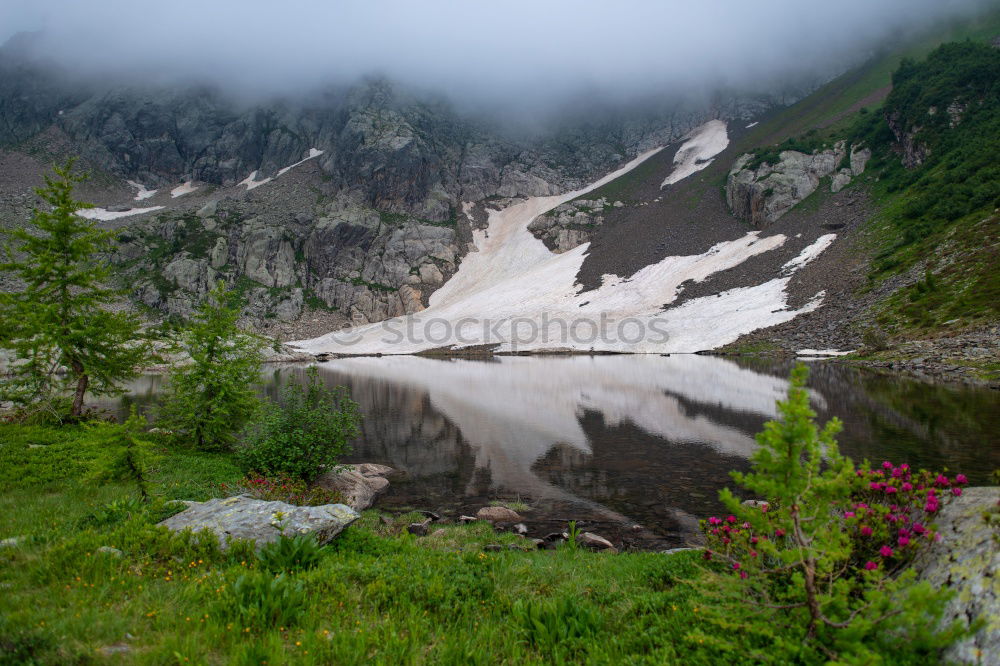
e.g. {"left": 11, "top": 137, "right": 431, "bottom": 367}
{"left": 0, "top": 536, "right": 24, "bottom": 548}
{"left": 158, "top": 495, "right": 358, "bottom": 548}
{"left": 912, "top": 486, "right": 1000, "bottom": 665}
{"left": 313, "top": 463, "right": 397, "bottom": 511}
{"left": 97, "top": 643, "right": 130, "bottom": 656}
{"left": 476, "top": 506, "right": 522, "bottom": 523}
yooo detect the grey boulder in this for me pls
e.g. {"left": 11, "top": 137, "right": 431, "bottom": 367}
{"left": 476, "top": 506, "right": 523, "bottom": 523}
{"left": 313, "top": 463, "right": 397, "bottom": 511}
{"left": 913, "top": 487, "right": 1000, "bottom": 665}
{"left": 158, "top": 495, "right": 359, "bottom": 548}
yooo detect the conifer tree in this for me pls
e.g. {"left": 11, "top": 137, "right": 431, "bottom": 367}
{"left": 161, "top": 281, "right": 265, "bottom": 450}
{"left": 0, "top": 161, "right": 151, "bottom": 420}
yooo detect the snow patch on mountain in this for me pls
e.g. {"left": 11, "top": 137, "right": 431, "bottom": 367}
{"left": 782, "top": 233, "right": 836, "bottom": 273}
{"left": 126, "top": 180, "right": 157, "bottom": 201}
{"left": 170, "top": 181, "right": 198, "bottom": 198}
{"left": 238, "top": 171, "right": 271, "bottom": 191}
{"left": 660, "top": 119, "right": 730, "bottom": 187}
{"left": 77, "top": 206, "right": 164, "bottom": 221}
{"left": 241, "top": 148, "right": 325, "bottom": 189}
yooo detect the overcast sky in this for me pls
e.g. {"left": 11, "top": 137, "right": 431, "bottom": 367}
{"left": 1, "top": 0, "right": 994, "bottom": 106}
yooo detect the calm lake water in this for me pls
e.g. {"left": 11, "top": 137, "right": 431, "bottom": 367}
{"left": 104, "top": 355, "right": 1000, "bottom": 550}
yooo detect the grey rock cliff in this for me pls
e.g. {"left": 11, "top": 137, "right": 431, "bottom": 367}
{"left": 726, "top": 141, "right": 871, "bottom": 227}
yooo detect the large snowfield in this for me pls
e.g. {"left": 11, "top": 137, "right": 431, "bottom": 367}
{"left": 291, "top": 121, "right": 836, "bottom": 356}
{"left": 660, "top": 119, "right": 730, "bottom": 187}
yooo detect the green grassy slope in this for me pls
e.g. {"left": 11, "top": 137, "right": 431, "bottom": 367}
{"left": 735, "top": 11, "right": 1000, "bottom": 339}
{"left": 737, "top": 9, "right": 1000, "bottom": 149}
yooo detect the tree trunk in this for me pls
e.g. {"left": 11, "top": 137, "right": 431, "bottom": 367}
{"left": 71, "top": 360, "right": 88, "bottom": 418}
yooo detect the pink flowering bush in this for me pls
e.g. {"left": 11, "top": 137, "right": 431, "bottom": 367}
{"left": 697, "top": 365, "right": 966, "bottom": 662}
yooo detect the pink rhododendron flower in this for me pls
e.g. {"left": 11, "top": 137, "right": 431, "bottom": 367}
{"left": 870, "top": 482, "right": 883, "bottom": 491}
{"left": 860, "top": 526, "right": 873, "bottom": 536}
{"left": 739, "top": 570, "right": 748, "bottom": 579}
{"left": 775, "top": 529, "right": 785, "bottom": 537}
{"left": 844, "top": 511, "right": 856, "bottom": 518}
{"left": 902, "top": 482, "right": 913, "bottom": 491}
{"left": 885, "top": 486, "right": 898, "bottom": 494}
{"left": 898, "top": 536, "right": 910, "bottom": 546}
{"left": 955, "top": 474, "right": 968, "bottom": 485}
{"left": 912, "top": 523, "right": 926, "bottom": 535}
{"left": 879, "top": 545, "right": 894, "bottom": 557}
{"left": 951, "top": 487, "right": 962, "bottom": 497}
{"left": 732, "top": 562, "right": 741, "bottom": 570}
{"left": 935, "top": 475, "right": 950, "bottom": 487}
{"left": 708, "top": 517, "right": 722, "bottom": 526}
{"left": 855, "top": 503, "right": 869, "bottom": 509}
{"left": 751, "top": 536, "right": 759, "bottom": 544}
{"left": 726, "top": 515, "right": 737, "bottom": 524}
{"left": 865, "top": 561, "right": 878, "bottom": 570}
{"left": 742, "top": 522, "right": 751, "bottom": 529}
{"left": 924, "top": 501, "right": 938, "bottom": 513}
{"left": 882, "top": 461, "right": 893, "bottom": 470}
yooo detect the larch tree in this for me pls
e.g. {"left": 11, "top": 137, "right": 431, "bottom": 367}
{"left": 160, "top": 280, "right": 265, "bottom": 450}
{"left": 0, "top": 161, "right": 151, "bottom": 420}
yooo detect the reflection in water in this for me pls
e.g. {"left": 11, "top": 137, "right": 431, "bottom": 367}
{"left": 104, "top": 355, "right": 1000, "bottom": 549}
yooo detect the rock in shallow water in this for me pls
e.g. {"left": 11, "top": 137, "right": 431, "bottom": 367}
{"left": 577, "top": 532, "right": 617, "bottom": 552}
{"left": 158, "top": 495, "right": 359, "bottom": 548}
{"left": 476, "top": 506, "right": 523, "bottom": 523}
{"left": 313, "top": 463, "right": 397, "bottom": 510}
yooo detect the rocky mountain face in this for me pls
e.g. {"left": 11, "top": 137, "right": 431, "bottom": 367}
{"left": 527, "top": 197, "right": 624, "bottom": 253}
{"left": 725, "top": 142, "right": 871, "bottom": 227}
{"left": 0, "top": 35, "right": 814, "bottom": 334}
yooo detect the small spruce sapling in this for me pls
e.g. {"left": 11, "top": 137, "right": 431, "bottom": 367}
{"left": 92, "top": 407, "right": 158, "bottom": 502}
{"left": 161, "top": 281, "right": 265, "bottom": 450}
